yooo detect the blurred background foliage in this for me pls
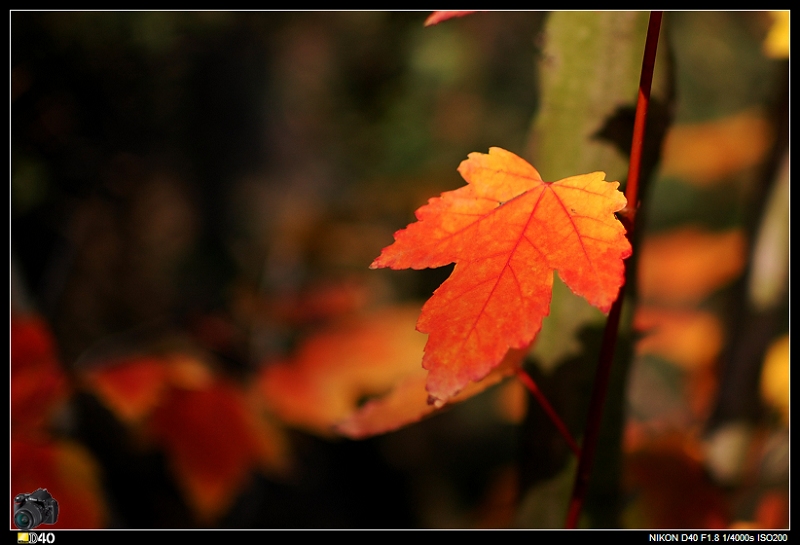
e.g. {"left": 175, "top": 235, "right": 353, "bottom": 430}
{"left": 11, "top": 11, "right": 788, "bottom": 529}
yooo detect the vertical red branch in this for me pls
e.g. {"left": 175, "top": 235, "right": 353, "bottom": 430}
{"left": 620, "top": 11, "right": 663, "bottom": 234}
{"left": 564, "top": 11, "right": 663, "bottom": 529}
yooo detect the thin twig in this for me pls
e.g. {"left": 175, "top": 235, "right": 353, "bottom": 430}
{"left": 564, "top": 11, "right": 663, "bottom": 529}
{"left": 515, "top": 368, "right": 581, "bottom": 457}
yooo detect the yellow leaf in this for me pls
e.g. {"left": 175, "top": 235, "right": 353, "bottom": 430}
{"left": 760, "top": 334, "right": 789, "bottom": 425}
{"left": 763, "top": 11, "right": 789, "bottom": 59}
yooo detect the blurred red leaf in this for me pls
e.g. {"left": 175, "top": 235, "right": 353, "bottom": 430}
{"left": 11, "top": 313, "right": 69, "bottom": 435}
{"left": 81, "top": 352, "right": 287, "bottom": 522}
{"left": 148, "top": 380, "right": 288, "bottom": 523}
{"left": 81, "top": 353, "right": 213, "bottom": 424}
{"left": 82, "top": 356, "right": 169, "bottom": 424}
{"left": 753, "top": 491, "right": 789, "bottom": 529}
{"left": 372, "top": 148, "right": 630, "bottom": 402}
{"left": 11, "top": 438, "right": 107, "bottom": 528}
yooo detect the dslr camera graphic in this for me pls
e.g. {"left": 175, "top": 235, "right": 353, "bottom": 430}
{"left": 14, "top": 489, "right": 59, "bottom": 530}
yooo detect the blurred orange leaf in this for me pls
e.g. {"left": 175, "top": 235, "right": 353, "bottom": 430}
{"left": 258, "top": 306, "right": 427, "bottom": 436}
{"left": 634, "top": 307, "right": 724, "bottom": 370}
{"left": 336, "top": 346, "right": 526, "bottom": 439}
{"left": 332, "top": 368, "right": 428, "bottom": 438}
{"left": 258, "top": 305, "right": 526, "bottom": 439}
{"left": 638, "top": 227, "right": 747, "bottom": 304}
{"left": 371, "top": 147, "right": 631, "bottom": 402}
{"left": 660, "top": 109, "right": 774, "bottom": 185}
{"left": 12, "top": 438, "right": 107, "bottom": 528}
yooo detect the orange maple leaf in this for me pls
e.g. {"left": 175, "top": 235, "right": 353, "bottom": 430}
{"left": 372, "top": 147, "right": 631, "bottom": 402}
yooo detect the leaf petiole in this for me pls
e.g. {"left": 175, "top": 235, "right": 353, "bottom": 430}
{"left": 515, "top": 367, "right": 581, "bottom": 457}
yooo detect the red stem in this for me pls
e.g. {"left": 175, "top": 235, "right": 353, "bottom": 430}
{"left": 516, "top": 368, "right": 581, "bottom": 457}
{"left": 620, "top": 11, "right": 663, "bottom": 232}
{"left": 564, "top": 11, "right": 662, "bottom": 529}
